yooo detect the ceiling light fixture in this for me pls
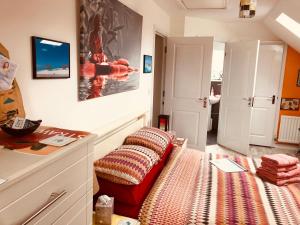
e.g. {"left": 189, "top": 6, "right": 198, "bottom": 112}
{"left": 276, "top": 13, "right": 300, "bottom": 38}
{"left": 239, "top": 0, "right": 256, "bottom": 18}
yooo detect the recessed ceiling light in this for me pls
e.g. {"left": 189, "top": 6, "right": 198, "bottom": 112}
{"left": 40, "top": 40, "right": 62, "bottom": 46}
{"left": 276, "top": 13, "right": 300, "bottom": 38}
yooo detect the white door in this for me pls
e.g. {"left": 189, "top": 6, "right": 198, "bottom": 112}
{"left": 164, "top": 37, "right": 213, "bottom": 150}
{"left": 218, "top": 40, "right": 260, "bottom": 155}
{"left": 250, "top": 44, "right": 284, "bottom": 147}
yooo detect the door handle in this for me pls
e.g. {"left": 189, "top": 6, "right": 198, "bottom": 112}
{"left": 198, "top": 97, "right": 208, "bottom": 108}
{"left": 272, "top": 95, "right": 276, "bottom": 104}
{"left": 266, "top": 95, "right": 276, "bottom": 104}
{"left": 242, "top": 97, "right": 252, "bottom": 107}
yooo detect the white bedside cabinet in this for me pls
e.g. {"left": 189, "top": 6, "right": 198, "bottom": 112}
{"left": 0, "top": 134, "right": 96, "bottom": 225}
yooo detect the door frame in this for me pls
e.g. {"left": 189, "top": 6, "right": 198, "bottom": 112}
{"left": 150, "top": 27, "right": 168, "bottom": 126}
{"left": 259, "top": 41, "right": 287, "bottom": 147}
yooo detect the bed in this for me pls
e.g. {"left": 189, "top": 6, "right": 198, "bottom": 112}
{"left": 93, "top": 112, "right": 300, "bottom": 225}
{"left": 139, "top": 147, "right": 300, "bottom": 225}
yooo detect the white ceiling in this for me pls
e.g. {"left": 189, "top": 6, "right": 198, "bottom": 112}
{"left": 179, "top": 0, "right": 227, "bottom": 9}
{"left": 265, "top": 0, "right": 300, "bottom": 52}
{"left": 153, "top": 0, "right": 279, "bottom": 21}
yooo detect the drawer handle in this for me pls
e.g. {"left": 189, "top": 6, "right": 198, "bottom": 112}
{"left": 21, "top": 190, "right": 67, "bottom": 225}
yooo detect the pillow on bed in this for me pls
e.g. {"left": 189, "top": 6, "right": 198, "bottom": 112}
{"left": 94, "top": 145, "right": 159, "bottom": 185}
{"left": 124, "top": 127, "right": 173, "bottom": 157}
{"left": 93, "top": 142, "right": 174, "bottom": 217}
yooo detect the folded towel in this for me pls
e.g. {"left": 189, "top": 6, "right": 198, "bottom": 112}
{"left": 257, "top": 165, "right": 300, "bottom": 179}
{"left": 257, "top": 170, "right": 300, "bottom": 186}
{"left": 261, "top": 154, "right": 299, "bottom": 167}
{"left": 261, "top": 161, "right": 298, "bottom": 172}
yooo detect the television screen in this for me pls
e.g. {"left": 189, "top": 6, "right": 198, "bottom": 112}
{"left": 32, "top": 36, "right": 70, "bottom": 79}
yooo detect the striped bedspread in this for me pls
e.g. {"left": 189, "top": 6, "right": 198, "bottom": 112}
{"left": 139, "top": 148, "right": 300, "bottom": 225}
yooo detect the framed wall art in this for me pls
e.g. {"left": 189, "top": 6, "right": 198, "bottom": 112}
{"left": 280, "top": 98, "right": 300, "bottom": 111}
{"left": 32, "top": 36, "right": 70, "bottom": 79}
{"left": 143, "top": 55, "right": 152, "bottom": 73}
{"left": 79, "top": 0, "right": 143, "bottom": 101}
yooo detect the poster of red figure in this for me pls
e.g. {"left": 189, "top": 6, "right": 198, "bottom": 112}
{"left": 79, "top": 0, "right": 143, "bottom": 100}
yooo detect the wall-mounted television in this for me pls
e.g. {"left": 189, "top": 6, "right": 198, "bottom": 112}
{"left": 32, "top": 36, "right": 70, "bottom": 79}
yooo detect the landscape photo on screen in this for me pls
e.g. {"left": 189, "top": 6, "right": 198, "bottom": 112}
{"left": 143, "top": 55, "right": 152, "bottom": 73}
{"left": 32, "top": 37, "right": 70, "bottom": 79}
{"left": 79, "top": 0, "right": 143, "bottom": 101}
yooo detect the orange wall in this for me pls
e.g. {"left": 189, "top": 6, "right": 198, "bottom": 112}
{"left": 277, "top": 46, "right": 300, "bottom": 137}
{"left": 280, "top": 46, "right": 300, "bottom": 116}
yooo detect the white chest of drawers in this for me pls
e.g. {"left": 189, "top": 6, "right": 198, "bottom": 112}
{"left": 0, "top": 134, "right": 96, "bottom": 225}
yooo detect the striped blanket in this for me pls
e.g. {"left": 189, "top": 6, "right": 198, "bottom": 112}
{"left": 139, "top": 148, "right": 300, "bottom": 225}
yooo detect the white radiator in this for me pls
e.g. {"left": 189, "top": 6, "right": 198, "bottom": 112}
{"left": 278, "top": 115, "right": 300, "bottom": 144}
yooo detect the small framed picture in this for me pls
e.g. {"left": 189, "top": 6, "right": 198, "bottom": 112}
{"left": 297, "top": 70, "right": 300, "bottom": 87}
{"left": 32, "top": 36, "right": 70, "bottom": 79}
{"left": 280, "top": 98, "right": 300, "bottom": 111}
{"left": 143, "top": 55, "right": 152, "bottom": 73}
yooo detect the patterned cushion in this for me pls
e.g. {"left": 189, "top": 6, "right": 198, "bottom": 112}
{"left": 124, "top": 127, "right": 173, "bottom": 157}
{"left": 94, "top": 145, "right": 160, "bottom": 185}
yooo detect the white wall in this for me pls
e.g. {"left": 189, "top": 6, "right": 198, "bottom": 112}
{"left": 0, "top": 0, "right": 170, "bottom": 133}
{"left": 185, "top": 17, "right": 279, "bottom": 42}
{"left": 170, "top": 14, "right": 186, "bottom": 36}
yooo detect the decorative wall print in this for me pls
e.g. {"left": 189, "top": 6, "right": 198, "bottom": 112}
{"left": 143, "top": 55, "right": 152, "bottom": 73}
{"left": 79, "top": 0, "right": 143, "bottom": 101}
{"left": 280, "top": 98, "right": 300, "bottom": 111}
{"left": 0, "top": 55, "right": 17, "bottom": 91}
{"left": 32, "top": 37, "right": 70, "bottom": 79}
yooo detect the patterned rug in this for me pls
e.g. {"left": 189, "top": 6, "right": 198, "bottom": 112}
{"left": 139, "top": 148, "right": 300, "bottom": 225}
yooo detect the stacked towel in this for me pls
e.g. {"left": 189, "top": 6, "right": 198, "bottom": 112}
{"left": 256, "top": 154, "right": 300, "bottom": 186}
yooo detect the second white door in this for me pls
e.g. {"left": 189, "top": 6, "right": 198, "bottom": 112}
{"left": 218, "top": 40, "right": 260, "bottom": 155}
{"left": 250, "top": 44, "right": 284, "bottom": 147}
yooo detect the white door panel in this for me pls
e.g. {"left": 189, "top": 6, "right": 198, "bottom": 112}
{"left": 165, "top": 37, "right": 213, "bottom": 150}
{"left": 173, "top": 45, "right": 204, "bottom": 98}
{"left": 218, "top": 40, "right": 260, "bottom": 155}
{"left": 250, "top": 44, "right": 284, "bottom": 146}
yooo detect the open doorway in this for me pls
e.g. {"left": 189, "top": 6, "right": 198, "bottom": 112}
{"left": 206, "top": 42, "right": 225, "bottom": 146}
{"left": 152, "top": 33, "right": 167, "bottom": 127}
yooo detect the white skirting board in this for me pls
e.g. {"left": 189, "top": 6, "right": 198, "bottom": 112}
{"left": 278, "top": 115, "right": 300, "bottom": 144}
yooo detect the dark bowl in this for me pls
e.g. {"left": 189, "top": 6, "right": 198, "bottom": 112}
{"left": 0, "top": 120, "right": 42, "bottom": 137}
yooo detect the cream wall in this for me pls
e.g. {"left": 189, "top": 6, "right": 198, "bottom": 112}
{"left": 170, "top": 14, "right": 186, "bottom": 36}
{"left": 0, "top": 0, "right": 170, "bottom": 132}
{"left": 184, "top": 17, "right": 279, "bottom": 42}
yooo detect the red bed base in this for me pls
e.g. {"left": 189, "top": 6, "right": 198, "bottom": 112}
{"left": 94, "top": 143, "right": 173, "bottom": 218}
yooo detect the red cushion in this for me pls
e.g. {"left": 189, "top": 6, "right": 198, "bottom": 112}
{"left": 94, "top": 145, "right": 160, "bottom": 185}
{"left": 94, "top": 143, "right": 173, "bottom": 207}
{"left": 124, "top": 127, "right": 174, "bottom": 157}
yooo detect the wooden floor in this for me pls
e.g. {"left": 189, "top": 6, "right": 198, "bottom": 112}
{"left": 205, "top": 144, "right": 300, "bottom": 159}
